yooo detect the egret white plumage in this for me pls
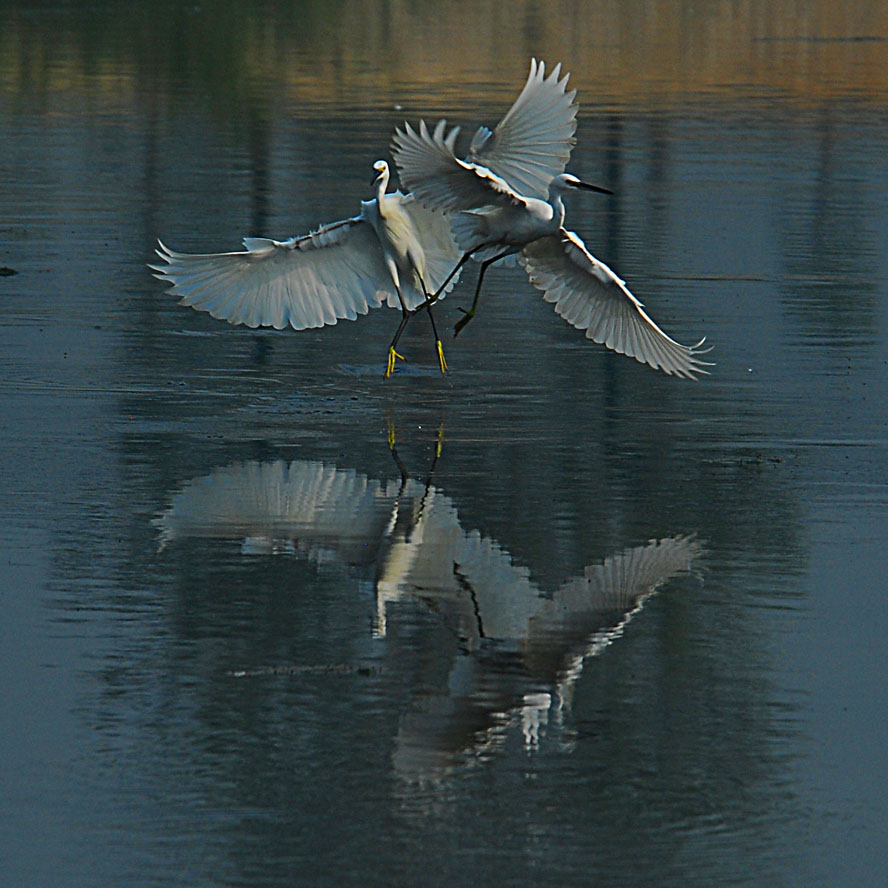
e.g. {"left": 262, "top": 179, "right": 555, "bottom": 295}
{"left": 392, "top": 59, "right": 712, "bottom": 379}
{"left": 156, "top": 456, "right": 702, "bottom": 649}
{"left": 151, "top": 160, "right": 460, "bottom": 377}
{"left": 156, "top": 453, "right": 701, "bottom": 772}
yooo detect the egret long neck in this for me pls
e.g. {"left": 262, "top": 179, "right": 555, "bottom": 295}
{"left": 549, "top": 192, "right": 567, "bottom": 229}
{"left": 375, "top": 170, "right": 390, "bottom": 208}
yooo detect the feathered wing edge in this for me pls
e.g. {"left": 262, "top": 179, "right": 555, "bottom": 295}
{"left": 151, "top": 190, "right": 465, "bottom": 328}
{"left": 468, "top": 58, "right": 579, "bottom": 200}
{"left": 155, "top": 459, "right": 397, "bottom": 560}
{"left": 150, "top": 217, "right": 400, "bottom": 330}
{"left": 392, "top": 119, "right": 528, "bottom": 213}
{"left": 521, "top": 230, "right": 713, "bottom": 379}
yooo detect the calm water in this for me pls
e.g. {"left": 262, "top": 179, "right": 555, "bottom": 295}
{"left": 2, "top": 3, "right": 887, "bottom": 886}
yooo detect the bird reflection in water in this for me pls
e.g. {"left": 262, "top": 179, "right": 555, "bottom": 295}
{"left": 156, "top": 438, "right": 702, "bottom": 778}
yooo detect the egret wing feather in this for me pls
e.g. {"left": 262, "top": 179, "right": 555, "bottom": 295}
{"left": 468, "top": 58, "right": 578, "bottom": 200}
{"left": 151, "top": 219, "right": 397, "bottom": 330}
{"left": 553, "top": 536, "right": 701, "bottom": 616}
{"left": 521, "top": 230, "right": 713, "bottom": 379}
{"left": 155, "top": 460, "right": 398, "bottom": 563}
{"left": 392, "top": 120, "right": 524, "bottom": 213}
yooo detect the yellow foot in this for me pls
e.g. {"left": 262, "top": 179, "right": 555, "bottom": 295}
{"left": 435, "top": 421, "right": 445, "bottom": 458}
{"left": 436, "top": 340, "right": 448, "bottom": 374}
{"left": 385, "top": 347, "right": 406, "bottom": 378}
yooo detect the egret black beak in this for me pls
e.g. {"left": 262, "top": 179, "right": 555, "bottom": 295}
{"left": 573, "top": 180, "right": 613, "bottom": 195}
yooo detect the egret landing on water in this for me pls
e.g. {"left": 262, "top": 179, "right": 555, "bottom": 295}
{"left": 393, "top": 59, "right": 712, "bottom": 379}
{"left": 151, "top": 160, "right": 460, "bottom": 378}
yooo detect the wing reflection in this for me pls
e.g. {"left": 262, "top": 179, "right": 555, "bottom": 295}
{"left": 391, "top": 531, "right": 701, "bottom": 778}
{"left": 157, "top": 459, "right": 702, "bottom": 777}
{"left": 156, "top": 460, "right": 402, "bottom": 566}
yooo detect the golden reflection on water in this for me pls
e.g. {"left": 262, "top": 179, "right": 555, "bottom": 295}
{"left": 1, "top": 0, "right": 886, "bottom": 111}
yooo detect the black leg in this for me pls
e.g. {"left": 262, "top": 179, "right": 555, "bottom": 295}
{"left": 385, "top": 306, "right": 412, "bottom": 378}
{"left": 425, "top": 301, "right": 448, "bottom": 374}
{"left": 453, "top": 249, "right": 513, "bottom": 338}
{"left": 412, "top": 270, "right": 448, "bottom": 374}
{"left": 411, "top": 252, "right": 474, "bottom": 318}
{"left": 386, "top": 264, "right": 452, "bottom": 377}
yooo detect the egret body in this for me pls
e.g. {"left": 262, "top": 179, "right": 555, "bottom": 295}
{"left": 151, "top": 160, "right": 460, "bottom": 377}
{"left": 393, "top": 60, "right": 711, "bottom": 379}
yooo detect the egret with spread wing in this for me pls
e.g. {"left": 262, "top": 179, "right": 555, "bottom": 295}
{"left": 393, "top": 59, "right": 711, "bottom": 379}
{"left": 151, "top": 160, "right": 460, "bottom": 377}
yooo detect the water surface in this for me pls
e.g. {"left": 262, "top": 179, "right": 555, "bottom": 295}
{"left": 1, "top": 3, "right": 887, "bottom": 886}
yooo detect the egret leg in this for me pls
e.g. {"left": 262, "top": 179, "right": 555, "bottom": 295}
{"left": 385, "top": 281, "right": 413, "bottom": 378}
{"left": 385, "top": 272, "right": 447, "bottom": 379}
{"left": 403, "top": 253, "right": 471, "bottom": 372}
{"left": 420, "top": 252, "right": 474, "bottom": 310}
{"left": 412, "top": 270, "right": 448, "bottom": 374}
{"left": 434, "top": 420, "right": 445, "bottom": 461}
{"left": 453, "top": 249, "right": 513, "bottom": 338}
{"left": 384, "top": 412, "right": 402, "bottom": 459}
{"left": 413, "top": 422, "right": 445, "bottom": 529}
{"left": 425, "top": 303, "right": 448, "bottom": 374}
{"left": 385, "top": 309, "right": 410, "bottom": 378}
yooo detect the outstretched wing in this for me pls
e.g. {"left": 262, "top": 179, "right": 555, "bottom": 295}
{"left": 521, "top": 230, "right": 713, "bottom": 379}
{"left": 526, "top": 536, "right": 702, "bottom": 668}
{"left": 155, "top": 459, "right": 400, "bottom": 563}
{"left": 551, "top": 536, "right": 703, "bottom": 619}
{"left": 467, "top": 58, "right": 578, "bottom": 200}
{"left": 150, "top": 217, "right": 395, "bottom": 330}
{"left": 391, "top": 119, "right": 526, "bottom": 213}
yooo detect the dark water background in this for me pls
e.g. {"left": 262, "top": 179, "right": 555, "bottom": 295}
{"left": 1, "top": 2, "right": 887, "bottom": 885}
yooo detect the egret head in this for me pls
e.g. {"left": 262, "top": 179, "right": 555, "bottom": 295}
{"left": 551, "top": 173, "right": 613, "bottom": 196}
{"left": 371, "top": 160, "right": 390, "bottom": 187}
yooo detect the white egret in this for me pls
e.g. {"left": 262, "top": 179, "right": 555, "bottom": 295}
{"left": 156, "top": 454, "right": 701, "bottom": 773}
{"left": 392, "top": 61, "right": 712, "bottom": 379}
{"left": 151, "top": 160, "right": 461, "bottom": 377}
{"left": 156, "top": 457, "right": 701, "bottom": 650}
